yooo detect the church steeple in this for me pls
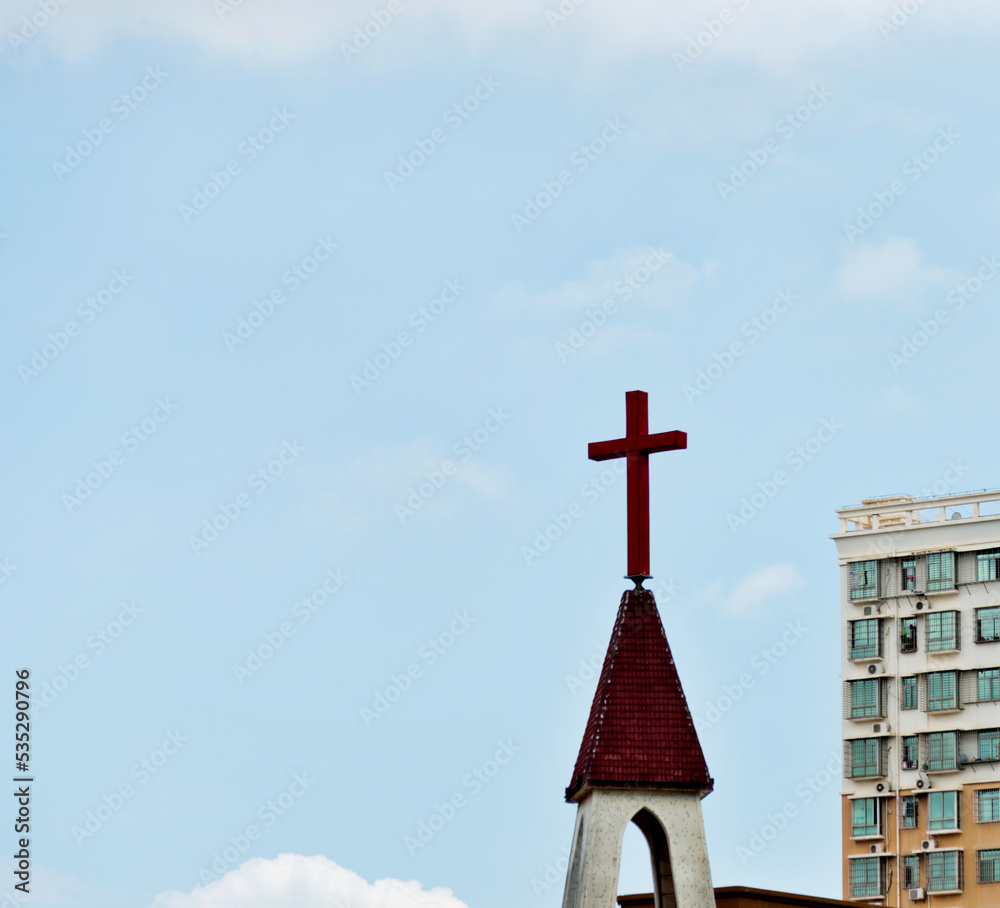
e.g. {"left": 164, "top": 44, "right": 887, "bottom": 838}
{"left": 567, "top": 586, "right": 712, "bottom": 801}
{"left": 559, "top": 391, "right": 715, "bottom": 908}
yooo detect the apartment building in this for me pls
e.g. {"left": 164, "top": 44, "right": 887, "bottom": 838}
{"left": 832, "top": 490, "right": 1000, "bottom": 906}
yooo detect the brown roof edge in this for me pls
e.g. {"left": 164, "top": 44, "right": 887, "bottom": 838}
{"left": 619, "top": 887, "right": 854, "bottom": 908}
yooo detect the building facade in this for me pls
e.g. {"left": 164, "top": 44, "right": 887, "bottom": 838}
{"left": 832, "top": 490, "right": 1000, "bottom": 905}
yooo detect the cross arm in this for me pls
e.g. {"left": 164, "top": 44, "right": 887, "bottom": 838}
{"left": 588, "top": 430, "right": 687, "bottom": 462}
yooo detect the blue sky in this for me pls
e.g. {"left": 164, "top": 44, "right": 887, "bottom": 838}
{"left": 3, "top": 1, "right": 1000, "bottom": 906}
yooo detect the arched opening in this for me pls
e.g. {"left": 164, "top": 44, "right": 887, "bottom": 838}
{"left": 617, "top": 808, "right": 676, "bottom": 908}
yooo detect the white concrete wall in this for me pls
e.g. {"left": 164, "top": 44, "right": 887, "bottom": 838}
{"left": 561, "top": 788, "right": 715, "bottom": 908}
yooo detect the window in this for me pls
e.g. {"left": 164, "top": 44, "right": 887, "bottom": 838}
{"left": 927, "top": 551, "right": 956, "bottom": 592}
{"left": 850, "top": 679, "right": 882, "bottom": 718}
{"left": 977, "top": 607, "right": 1000, "bottom": 643}
{"left": 928, "top": 790, "right": 959, "bottom": 830}
{"left": 851, "top": 798, "right": 880, "bottom": 837}
{"left": 850, "top": 857, "right": 881, "bottom": 898}
{"left": 902, "top": 795, "right": 919, "bottom": 828}
{"left": 900, "top": 616, "right": 917, "bottom": 653}
{"left": 928, "top": 732, "right": 957, "bottom": 771}
{"left": 927, "top": 671, "right": 958, "bottom": 711}
{"left": 849, "top": 560, "right": 880, "bottom": 600}
{"left": 851, "top": 738, "right": 882, "bottom": 778}
{"left": 980, "top": 729, "right": 1000, "bottom": 762}
{"left": 903, "top": 854, "right": 920, "bottom": 888}
{"left": 979, "top": 669, "right": 1000, "bottom": 701}
{"left": 927, "top": 850, "right": 961, "bottom": 892}
{"left": 926, "top": 611, "right": 959, "bottom": 652}
{"left": 902, "top": 557, "right": 917, "bottom": 591}
{"left": 850, "top": 618, "right": 881, "bottom": 659}
{"left": 979, "top": 849, "right": 1000, "bottom": 883}
{"left": 902, "top": 735, "right": 919, "bottom": 770}
{"left": 978, "top": 550, "right": 1000, "bottom": 582}
{"left": 902, "top": 676, "right": 918, "bottom": 710}
{"left": 977, "top": 789, "right": 1000, "bottom": 823}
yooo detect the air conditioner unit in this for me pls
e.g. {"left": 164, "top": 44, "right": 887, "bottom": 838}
{"left": 868, "top": 663, "right": 878, "bottom": 675}
{"left": 864, "top": 606, "right": 873, "bottom": 616}
{"left": 875, "top": 781, "right": 892, "bottom": 793}
{"left": 909, "top": 888, "right": 925, "bottom": 901}
{"left": 916, "top": 772, "right": 931, "bottom": 789}
{"left": 869, "top": 843, "right": 885, "bottom": 854}
{"left": 920, "top": 838, "right": 938, "bottom": 850}
{"left": 873, "top": 722, "right": 890, "bottom": 734}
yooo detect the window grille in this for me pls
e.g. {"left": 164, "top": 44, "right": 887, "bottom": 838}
{"left": 926, "top": 611, "right": 960, "bottom": 652}
{"left": 849, "top": 856, "right": 882, "bottom": 898}
{"left": 902, "top": 676, "right": 918, "bottom": 710}
{"left": 925, "top": 731, "right": 957, "bottom": 771}
{"left": 902, "top": 736, "right": 918, "bottom": 770}
{"left": 902, "top": 557, "right": 917, "bottom": 591}
{"left": 845, "top": 679, "right": 884, "bottom": 719}
{"left": 979, "top": 849, "right": 1000, "bottom": 883}
{"left": 927, "top": 850, "right": 962, "bottom": 892}
{"left": 977, "top": 607, "right": 1000, "bottom": 643}
{"left": 900, "top": 616, "right": 917, "bottom": 653}
{"left": 927, "top": 671, "right": 959, "bottom": 711}
{"left": 903, "top": 854, "right": 920, "bottom": 888}
{"left": 981, "top": 730, "right": 1000, "bottom": 762}
{"left": 979, "top": 550, "right": 1000, "bottom": 582}
{"left": 902, "top": 795, "right": 919, "bottom": 828}
{"left": 849, "top": 618, "right": 881, "bottom": 659}
{"left": 976, "top": 789, "right": 1000, "bottom": 823}
{"left": 927, "top": 551, "right": 956, "bottom": 592}
{"left": 846, "top": 737, "right": 885, "bottom": 779}
{"left": 849, "top": 560, "right": 880, "bottom": 600}
{"left": 978, "top": 668, "right": 1000, "bottom": 701}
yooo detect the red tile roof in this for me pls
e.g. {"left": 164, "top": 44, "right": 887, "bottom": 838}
{"left": 566, "top": 587, "right": 713, "bottom": 801}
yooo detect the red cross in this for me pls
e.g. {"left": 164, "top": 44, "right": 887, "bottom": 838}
{"left": 588, "top": 390, "right": 686, "bottom": 584}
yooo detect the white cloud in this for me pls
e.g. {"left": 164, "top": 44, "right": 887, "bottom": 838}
{"left": 5, "top": 0, "right": 994, "bottom": 69}
{"left": 872, "top": 385, "right": 922, "bottom": 416}
{"left": 498, "top": 247, "right": 700, "bottom": 312}
{"left": 703, "top": 563, "right": 804, "bottom": 616}
{"left": 298, "top": 438, "right": 514, "bottom": 532}
{"left": 149, "top": 854, "right": 472, "bottom": 908}
{"left": 834, "top": 237, "right": 952, "bottom": 303}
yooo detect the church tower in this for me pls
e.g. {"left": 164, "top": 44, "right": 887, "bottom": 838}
{"left": 561, "top": 391, "right": 716, "bottom": 908}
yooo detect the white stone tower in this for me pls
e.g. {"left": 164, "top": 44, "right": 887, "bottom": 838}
{"left": 560, "top": 586, "right": 716, "bottom": 908}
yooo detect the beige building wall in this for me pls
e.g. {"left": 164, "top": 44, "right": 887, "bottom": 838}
{"left": 833, "top": 491, "right": 1000, "bottom": 905}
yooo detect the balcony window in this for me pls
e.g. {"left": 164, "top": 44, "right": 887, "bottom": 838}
{"left": 928, "top": 790, "right": 959, "bottom": 830}
{"left": 903, "top": 854, "right": 920, "bottom": 888}
{"left": 927, "top": 672, "right": 958, "bottom": 711}
{"left": 927, "top": 732, "right": 957, "bottom": 771}
{"left": 850, "top": 679, "right": 882, "bottom": 718}
{"left": 851, "top": 738, "right": 882, "bottom": 778}
{"left": 849, "top": 856, "right": 881, "bottom": 898}
{"left": 979, "top": 849, "right": 1000, "bottom": 884}
{"left": 850, "top": 618, "right": 881, "bottom": 659}
{"left": 849, "top": 560, "right": 880, "bottom": 600}
{"left": 977, "top": 789, "right": 1000, "bottom": 823}
{"left": 978, "top": 669, "right": 1000, "bottom": 701}
{"left": 926, "top": 611, "right": 959, "bottom": 652}
{"left": 927, "top": 551, "right": 955, "bottom": 592}
{"left": 978, "top": 550, "right": 1000, "bottom": 582}
{"left": 902, "top": 735, "right": 918, "bottom": 770}
{"left": 851, "top": 797, "right": 880, "bottom": 837}
{"left": 902, "top": 557, "right": 917, "bottom": 591}
{"left": 900, "top": 617, "right": 917, "bottom": 653}
{"left": 902, "top": 676, "right": 918, "bottom": 710}
{"left": 980, "top": 730, "right": 1000, "bottom": 762}
{"left": 977, "top": 607, "right": 1000, "bottom": 643}
{"left": 927, "top": 850, "right": 961, "bottom": 892}
{"left": 902, "top": 795, "right": 919, "bottom": 828}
